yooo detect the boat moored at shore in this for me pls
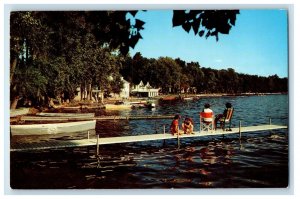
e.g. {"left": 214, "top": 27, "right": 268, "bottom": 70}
{"left": 10, "top": 120, "right": 96, "bottom": 136}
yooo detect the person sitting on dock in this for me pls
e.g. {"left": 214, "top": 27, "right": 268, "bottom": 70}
{"left": 214, "top": 102, "right": 233, "bottom": 129}
{"left": 202, "top": 103, "right": 214, "bottom": 122}
{"left": 182, "top": 117, "right": 194, "bottom": 134}
{"left": 170, "top": 114, "right": 183, "bottom": 136}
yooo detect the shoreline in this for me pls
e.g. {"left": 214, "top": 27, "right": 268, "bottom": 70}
{"left": 9, "top": 92, "right": 287, "bottom": 113}
{"left": 154, "top": 92, "right": 287, "bottom": 99}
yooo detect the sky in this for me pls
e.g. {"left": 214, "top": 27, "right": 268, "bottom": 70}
{"left": 129, "top": 9, "right": 288, "bottom": 78}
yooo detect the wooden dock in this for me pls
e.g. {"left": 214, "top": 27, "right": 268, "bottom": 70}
{"left": 20, "top": 115, "right": 174, "bottom": 122}
{"left": 10, "top": 124, "right": 287, "bottom": 152}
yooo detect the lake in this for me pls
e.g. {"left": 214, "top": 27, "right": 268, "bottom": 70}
{"left": 10, "top": 94, "right": 289, "bottom": 190}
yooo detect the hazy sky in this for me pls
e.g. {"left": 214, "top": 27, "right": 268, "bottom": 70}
{"left": 129, "top": 9, "right": 288, "bottom": 78}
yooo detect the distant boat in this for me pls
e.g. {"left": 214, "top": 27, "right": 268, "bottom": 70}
{"left": 130, "top": 100, "right": 147, "bottom": 105}
{"left": 104, "top": 104, "right": 133, "bottom": 110}
{"left": 182, "top": 97, "right": 193, "bottom": 101}
{"left": 160, "top": 96, "right": 177, "bottom": 101}
{"left": 146, "top": 100, "right": 156, "bottom": 108}
{"left": 131, "top": 100, "right": 156, "bottom": 108}
{"left": 10, "top": 120, "right": 96, "bottom": 136}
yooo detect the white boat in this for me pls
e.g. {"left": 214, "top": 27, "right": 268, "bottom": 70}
{"left": 10, "top": 108, "right": 30, "bottom": 117}
{"left": 130, "top": 100, "right": 156, "bottom": 109}
{"left": 148, "top": 102, "right": 156, "bottom": 108}
{"left": 130, "top": 100, "right": 147, "bottom": 105}
{"left": 183, "top": 97, "right": 193, "bottom": 100}
{"left": 145, "top": 100, "right": 156, "bottom": 108}
{"left": 104, "top": 104, "right": 133, "bottom": 110}
{"left": 10, "top": 120, "right": 96, "bottom": 136}
{"left": 36, "top": 112, "right": 95, "bottom": 118}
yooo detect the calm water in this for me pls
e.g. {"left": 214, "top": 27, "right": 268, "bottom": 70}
{"left": 10, "top": 95, "right": 289, "bottom": 189}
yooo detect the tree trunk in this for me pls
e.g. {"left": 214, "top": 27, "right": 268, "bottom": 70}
{"left": 10, "top": 96, "right": 19, "bottom": 110}
{"left": 80, "top": 84, "right": 83, "bottom": 101}
{"left": 10, "top": 58, "right": 18, "bottom": 83}
{"left": 89, "top": 83, "right": 92, "bottom": 100}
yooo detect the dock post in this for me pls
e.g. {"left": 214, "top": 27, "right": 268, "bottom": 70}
{"left": 96, "top": 134, "right": 99, "bottom": 156}
{"left": 163, "top": 125, "right": 166, "bottom": 146}
{"left": 177, "top": 127, "right": 180, "bottom": 149}
{"left": 269, "top": 117, "right": 273, "bottom": 136}
{"left": 199, "top": 116, "right": 201, "bottom": 134}
{"left": 87, "top": 130, "right": 90, "bottom": 140}
{"left": 239, "top": 121, "right": 242, "bottom": 140}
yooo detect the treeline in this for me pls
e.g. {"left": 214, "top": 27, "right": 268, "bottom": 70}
{"left": 121, "top": 52, "right": 288, "bottom": 94}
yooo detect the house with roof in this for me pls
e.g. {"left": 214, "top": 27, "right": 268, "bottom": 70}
{"left": 131, "top": 81, "right": 159, "bottom": 97}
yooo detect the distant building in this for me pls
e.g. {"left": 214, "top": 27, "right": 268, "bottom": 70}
{"left": 119, "top": 77, "right": 130, "bottom": 99}
{"left": 131, "top": 81, "right": 159, "bottom": 97}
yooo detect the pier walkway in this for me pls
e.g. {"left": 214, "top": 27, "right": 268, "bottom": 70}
{"left": 20, "top": 115, "right": 174, "bottom": 121}
{"left": 10, "top": 124, "right": 287, "bottom": 152}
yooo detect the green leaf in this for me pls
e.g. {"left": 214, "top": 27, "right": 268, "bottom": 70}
{"left": 192, "top": 19, "right": 200, "bottom": 35}
{"left": 172, "top": 10, "right": 186, "bottom": 27}
{"left": 199, "top": 30, "right": 205, "bottom": 37}
{"left": 129, "top": 11, "right": 138, "bottom": 17}
{"left": 135, "top": 19, "right": 145, "bottom": 30}
{"left": 182, "top": 23, "right": 191, "bottom": 33}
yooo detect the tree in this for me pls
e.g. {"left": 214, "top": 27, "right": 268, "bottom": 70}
{"left": 10, "top": 12, "right": 52, "bottom": 108}
{"left": 173, "top": 10, "right": 240, "bottom": 41}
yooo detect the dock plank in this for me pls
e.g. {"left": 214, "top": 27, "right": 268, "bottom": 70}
{"left": 10, "top": 124, "right": 287, "bottom": 152}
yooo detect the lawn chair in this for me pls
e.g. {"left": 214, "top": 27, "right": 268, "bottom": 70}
{"left": 200, "top": 112, "right": 214, "bottom": 133}
{"left": 218, "top": 108, "right": 234, "bottom": 131}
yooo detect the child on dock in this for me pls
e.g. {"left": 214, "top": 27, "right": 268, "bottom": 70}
{"left": 170, "top": 115, "right": 183, "bottom": 135}
{"left": 182, "top": 117, "right": 194, "bottom": 134}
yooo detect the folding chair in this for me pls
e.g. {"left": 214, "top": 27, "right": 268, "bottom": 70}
{"left": 200, "top": 112, "right": 214, "bottom": 133}
{"left": 218, "top": 108, "right": 234, "bottom": 131}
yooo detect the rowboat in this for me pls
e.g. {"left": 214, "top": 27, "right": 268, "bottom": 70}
{"left": 10, "top": 120, "right": 96, "bottom": 136}
{"left": 104, "top": 104, "right": 133, "bottom": 110}
{"left": 36, "top": 112, "right": 95, "bottom": 118}
{"left": 10, "top": 108, "right": 30, "bottom": 117}
{"left": 131, "top": 101, "right": 156, "bottom": 109}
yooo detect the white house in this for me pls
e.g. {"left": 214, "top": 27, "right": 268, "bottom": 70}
{"left": 119, "top": 77, "right": 130, "bottom": 99}
{"left": 131, "top": 80, "right": 159, "bottom": 97}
